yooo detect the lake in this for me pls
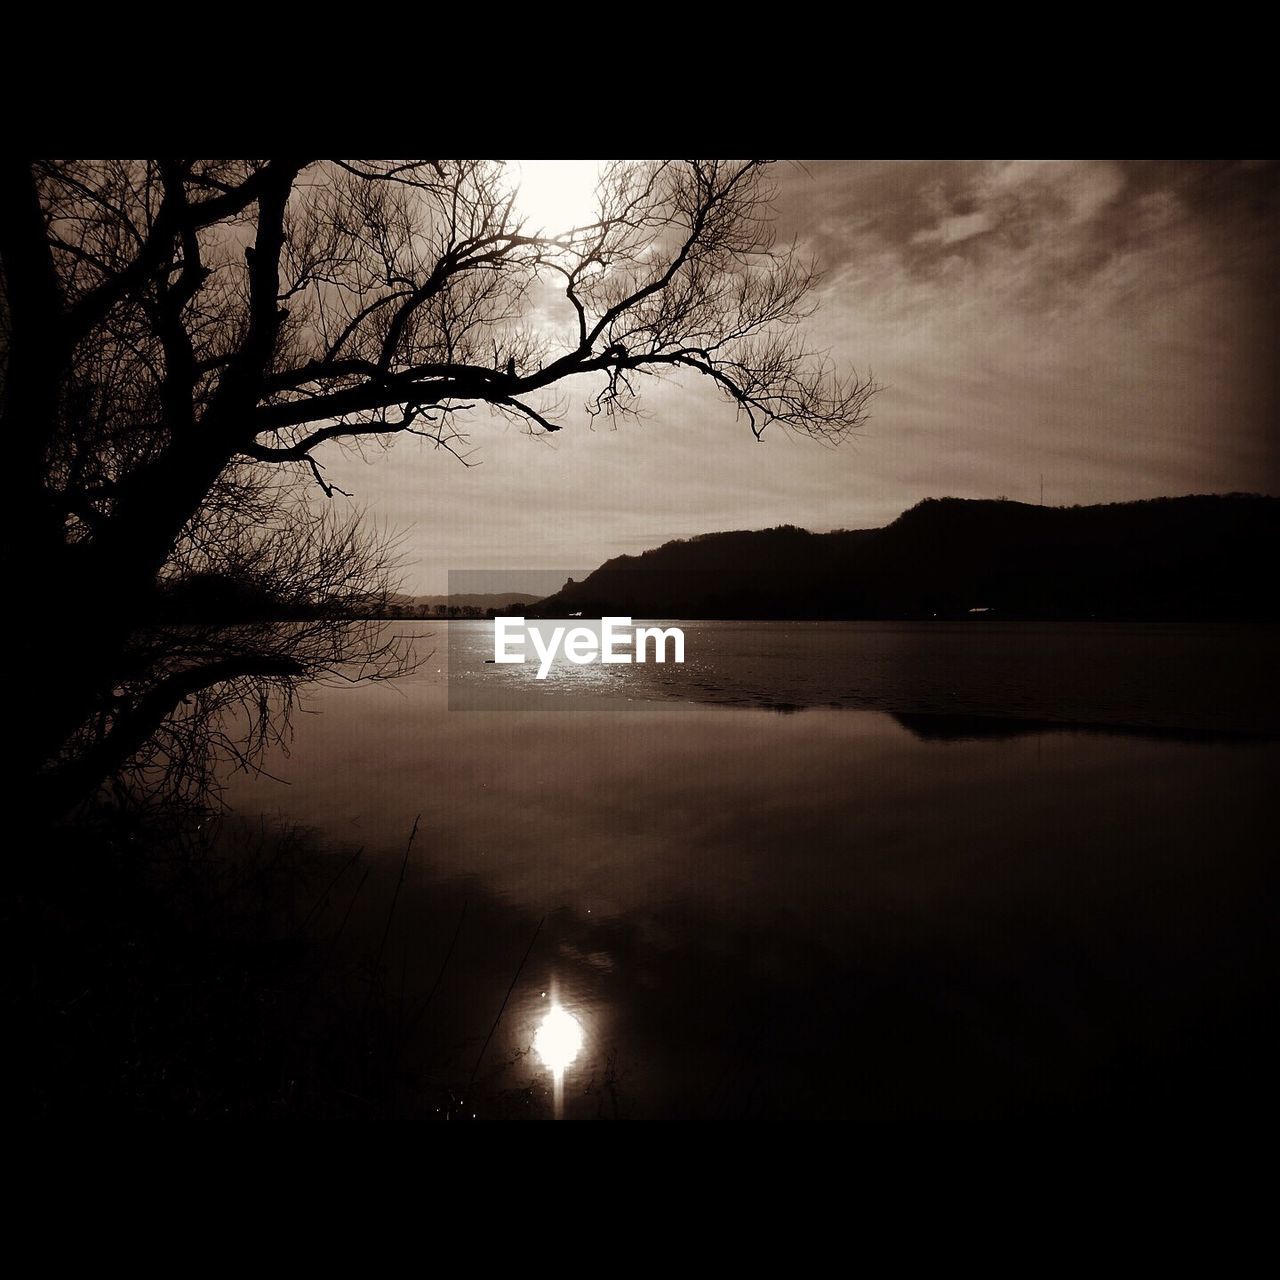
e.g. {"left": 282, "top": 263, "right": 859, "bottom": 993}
{"left": 222, "top": 621, "right": 1278, "bottom": 1120}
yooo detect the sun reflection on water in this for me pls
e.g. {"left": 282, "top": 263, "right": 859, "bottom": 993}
{"left": 535, "top": 1003, "right": 584, "bottom": 1074}
{"left": 534, "top": 997, "right": 585, "bottom": 1120}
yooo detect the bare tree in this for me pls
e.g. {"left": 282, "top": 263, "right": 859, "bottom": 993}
{"left": 1, "top": 159, "right": 875, "bottom": 808}
{"left": 47, "top": 468, "right": 408, "bottom": 813}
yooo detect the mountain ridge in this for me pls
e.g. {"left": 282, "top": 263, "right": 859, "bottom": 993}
{"left": 527, "top": 493, "right": 1278, "bottom": 621}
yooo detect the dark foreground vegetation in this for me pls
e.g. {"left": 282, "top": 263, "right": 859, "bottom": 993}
{"left": 2, "top": 809, "right": 562, "bottom": 1120}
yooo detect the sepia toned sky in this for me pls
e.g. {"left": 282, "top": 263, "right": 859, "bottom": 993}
{"left": 313, "top": 159, "right": 1279, "bottom": 594}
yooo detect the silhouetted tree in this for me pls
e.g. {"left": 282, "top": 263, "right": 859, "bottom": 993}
{"left": 1, "top": 160, "right": 875, "bottom": 808}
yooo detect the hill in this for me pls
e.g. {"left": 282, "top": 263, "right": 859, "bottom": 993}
{"left": 528, "top": 494, "right": 1279, "bottom": 621}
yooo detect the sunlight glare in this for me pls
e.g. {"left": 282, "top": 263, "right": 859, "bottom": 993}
{"left": 534, "top": 1003, "right": 584, "bottom": 1073}
{"left": 512, "top": 160, "right": 603, "bottom": 235}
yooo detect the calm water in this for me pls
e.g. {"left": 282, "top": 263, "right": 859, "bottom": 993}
{"left": 223, "top": 622, "right": 1278, "bottom": 1119}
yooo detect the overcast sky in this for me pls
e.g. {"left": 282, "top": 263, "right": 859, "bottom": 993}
{"left": 315, "top": 159, "right": 1279, "bottom": 594}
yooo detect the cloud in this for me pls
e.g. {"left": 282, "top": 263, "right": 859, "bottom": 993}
{"left": 323, "top": 160, "right": 1280, "bottom": 592}
{"left": 912, "top": 209, "right": 997, "bottom": 246}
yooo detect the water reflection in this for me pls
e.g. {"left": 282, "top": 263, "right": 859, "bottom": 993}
{"left": 446, "top": 619, "right": 1280, "bottom": 737}
{"left": 535, "top": 1000, "right": 585, "bottom": 1119}
{"left": 219, "top": 621, "right": 1278, "bottom": 1118}
{"left": 889, "top": 711, "right": 1277, "bottom": 744}
{"left": 534, "top": 1002, "right": 584, "bottom": 1073}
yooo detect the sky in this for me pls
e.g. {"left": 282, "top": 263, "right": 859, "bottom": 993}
{"left": 312, "top": 159, "right": 1279, "bottom": 594}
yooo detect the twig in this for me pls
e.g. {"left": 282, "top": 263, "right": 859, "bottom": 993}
{"left": 365, "top": 814, "right": 420, "bottom": 1014}
{"left": 467, "top": 915, "right": 544, "bottom": 1100}
{"left": 410, "top": 898, "right": 468, "bottom": 1032}
{"left": 298, "top": 845, "right": 364, "bottom": 934}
